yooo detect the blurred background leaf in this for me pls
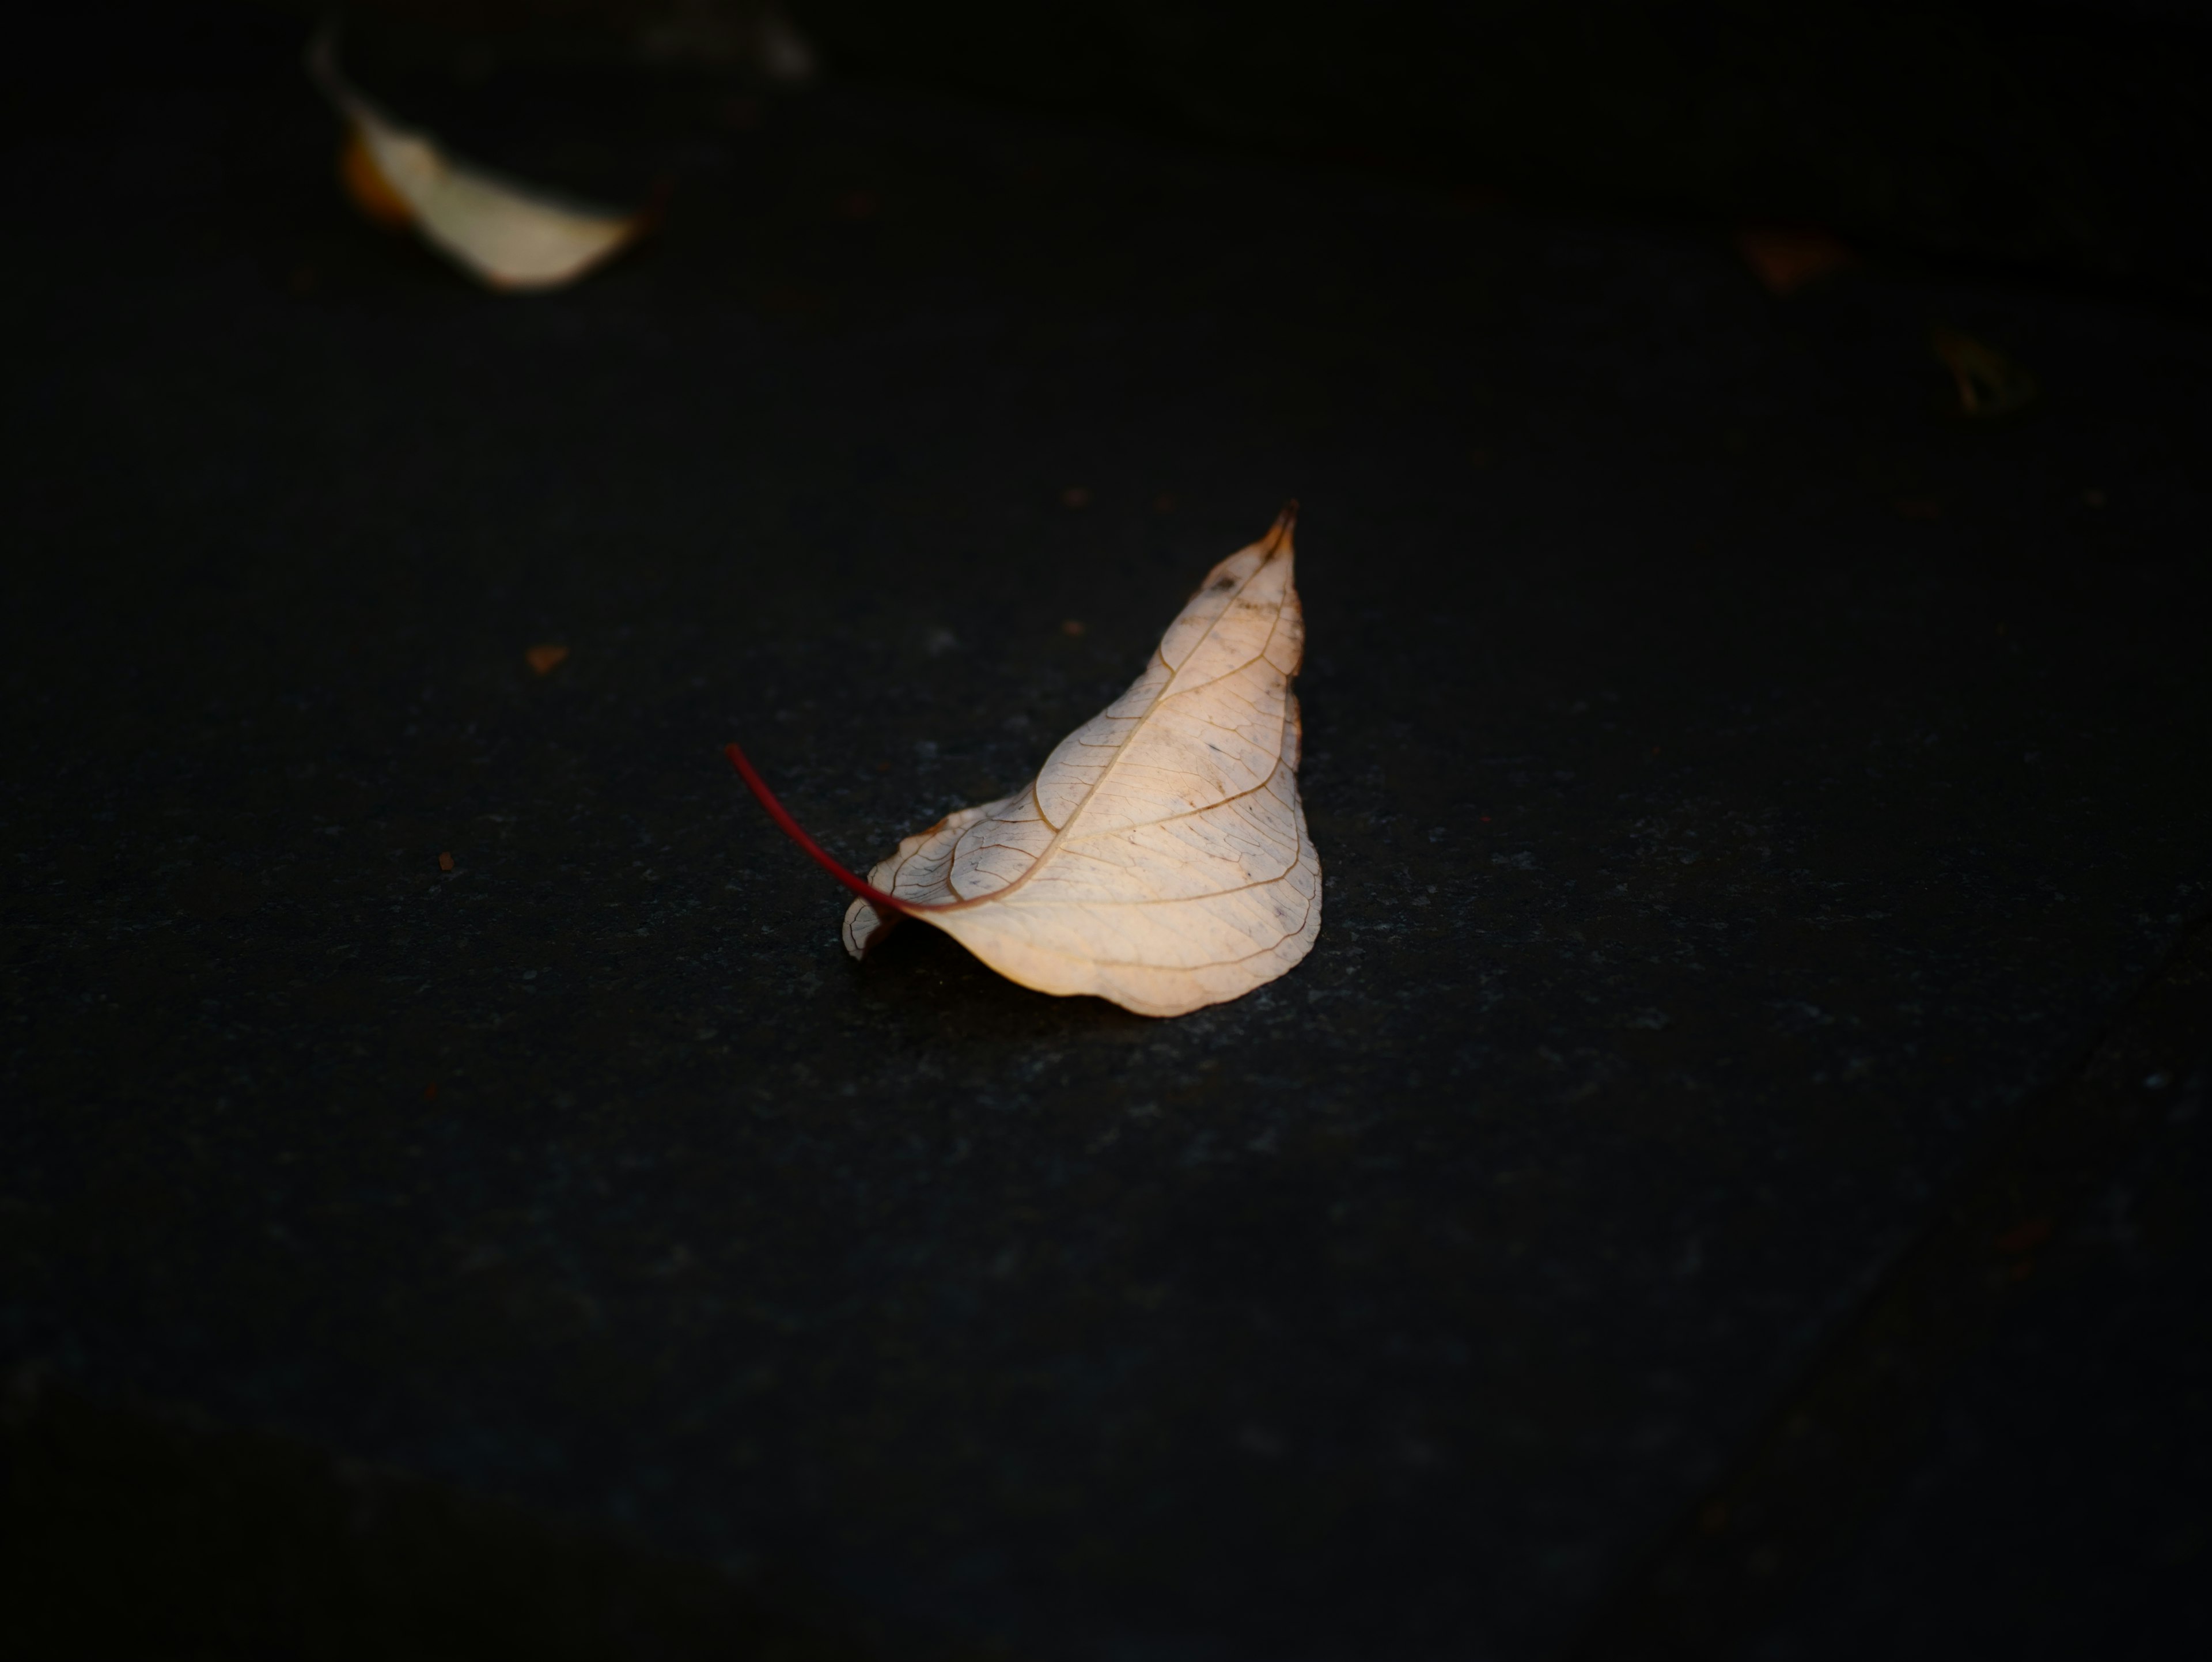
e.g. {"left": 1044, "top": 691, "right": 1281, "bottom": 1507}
{"left": 240, "top": 0, "right": 2212, "bottom": 302}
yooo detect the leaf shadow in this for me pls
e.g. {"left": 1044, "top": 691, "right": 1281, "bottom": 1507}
{"left": 852, "top": 916, "right": 1154, "bottom": 1039}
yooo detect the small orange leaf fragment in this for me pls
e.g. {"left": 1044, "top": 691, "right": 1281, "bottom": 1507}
{"left": 438, "top": 851, "right": 454, "bottom": 872}
{"left": 527, "top": 643, "right": 570, "bottom": 675}
{"left": 1735, "top": 226, "right": 1852, "bottom": 296}
{"left": 1995, "top": 1216, "right": 2053, "bottom": 1255}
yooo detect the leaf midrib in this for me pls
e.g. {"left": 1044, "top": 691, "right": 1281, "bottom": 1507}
{"left": 933, "top": 546, "right": 1293, "bottom": 915}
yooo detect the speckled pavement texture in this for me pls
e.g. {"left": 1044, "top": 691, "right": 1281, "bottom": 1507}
{"left": 3, "top": 5, "right": 2209, "bottom": 1659}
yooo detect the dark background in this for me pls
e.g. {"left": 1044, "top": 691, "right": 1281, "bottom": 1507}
{"left": 3, "top": 2, "right": 2208, "bottom": 1657}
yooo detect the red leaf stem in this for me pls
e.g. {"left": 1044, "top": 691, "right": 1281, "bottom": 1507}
{"left": 724, "top": 742, "right": 909, "bottom": 914}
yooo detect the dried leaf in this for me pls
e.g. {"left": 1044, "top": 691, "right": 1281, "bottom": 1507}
{"left": 309, "top": 35, "right": 650, "bottom": 293}
{"left": 526, "top": 643, "right": 570, "bottom": 675}
{"left": 1930, "top": 325, "right": 2038, "bottom": 418}
{"left": 1734, "top": 225, "right": 1852, "bottom": 296}
{"left": 730, "top": 508, "right": 1321, "bottom": 1017}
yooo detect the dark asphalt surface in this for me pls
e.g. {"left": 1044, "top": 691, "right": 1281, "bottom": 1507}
{"left": 4, "top": 5, "right": 2208, "bottom": 1657}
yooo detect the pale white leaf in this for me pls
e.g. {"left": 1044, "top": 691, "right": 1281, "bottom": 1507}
{"left": 842, "top": 508, "right": 1320, "bottom": 1017}
{"left": 309, "top": 35, "right": 648, "bottom": 293}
